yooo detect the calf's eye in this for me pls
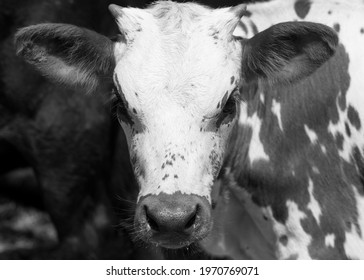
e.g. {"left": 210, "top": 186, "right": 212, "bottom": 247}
{"left": 112, "top": 86, "right": 131, "bottom": 117}
{"left": 222, "top": 93, "right": 238, "bottom": 115}
{"left": 112, "top": 87, "right": 125, "bottom": 107}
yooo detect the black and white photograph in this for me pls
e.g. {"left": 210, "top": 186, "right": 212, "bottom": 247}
{"left": 0, "top": 0, "right": 364, "bottom": 277}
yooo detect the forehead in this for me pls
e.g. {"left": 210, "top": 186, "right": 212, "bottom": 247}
{"left": 113, "top": 2, "right": 241, "bottom": 108}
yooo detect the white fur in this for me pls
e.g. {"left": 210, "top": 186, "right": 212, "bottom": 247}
{"left": 344, "top": 186, "right": 364, "bottom": 259}
{"left": 321, "top": 144, "right": 327, "bottom": 154}
{"left": 304, "top": 125, "right": 318, "bottom": 144}
{"left": 113, "top": 2, "right": 242, "bottom": 201}
{"left": 239, "top": 102, "right": 270, "bottom": 164}
{"left": 325, "top": 234, "right": 336, "bottom": 248}
{"left": 260, "top": 92, "right": 265, "bottom": 104}
{"left": 307, "top": 177, "right": 322, "bottom": 224}
{"left": 270, "top": 201, "right": 312, "bottom": 259}
{"left": 312, "top": 166, "right": 320, "bottom": 174}
{"left": 272, "top": 99, "right": 283, "bottom": 131}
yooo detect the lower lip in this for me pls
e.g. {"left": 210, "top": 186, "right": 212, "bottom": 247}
{"left": 155, "top": 240, "right": 192, "bottom": 249}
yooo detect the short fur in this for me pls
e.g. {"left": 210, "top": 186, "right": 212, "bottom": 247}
{"left": 14, "top": 24, "right": 115, "bottom": 92}
{"left": 241, "top": 21, "right": 338, "bottom": 84}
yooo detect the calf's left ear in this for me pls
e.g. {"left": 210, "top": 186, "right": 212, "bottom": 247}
{"left": 241, "top": 22, "right": 338, "bottom": 84}
{"left": 15, "top": 23, "right": 115, "bottom": 92}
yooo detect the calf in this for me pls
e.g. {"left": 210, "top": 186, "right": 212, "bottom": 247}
{"left": 15, "top": 0, "right": 362, "bottom": 259}
{"left": 1, "top": 0, "right": 127, "bottom": 259}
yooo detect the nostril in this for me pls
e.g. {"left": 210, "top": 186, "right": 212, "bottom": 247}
{"left": 184, "top": 205, "right": 198, "bottom": 230}
{"left": 145, "top": 206, "right": 159, "bottom": 231}
{"left": 184, "top": 212, "right": 196, "bottom": 229}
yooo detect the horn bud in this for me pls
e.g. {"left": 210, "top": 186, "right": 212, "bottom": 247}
{"left": 226, "top": 4, "right": 247, "bottom": 39}
{"left": 230, "top": 3, "right": 248, "bottom": 20}
{"left": 108, "top": 4, "right": 145, "bottom": 42}
{"left": 210, "top": 4, "right": 247, "bottom": 41}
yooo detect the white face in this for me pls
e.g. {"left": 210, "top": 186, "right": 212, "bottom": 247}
{"left": 112, "top": 3, "right": 243, "bottom": 203}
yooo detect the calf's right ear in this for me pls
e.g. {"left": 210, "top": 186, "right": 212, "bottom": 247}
{"left": 15, "top": 23, "right": 116, "bottom": 92}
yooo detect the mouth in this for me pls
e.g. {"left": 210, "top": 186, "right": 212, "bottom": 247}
{"left": 155, "top": 241, "right": 193, "bottom": 249}
{"left": 144, "top": 223, "right": 213, "bottom": 250}
{"left": 149, "top": 232, "right": 195, "bottom": 249}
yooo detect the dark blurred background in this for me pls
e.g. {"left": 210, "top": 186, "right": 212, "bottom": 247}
{"left": 0, "top": 0, "right": 262, "bottom": 259}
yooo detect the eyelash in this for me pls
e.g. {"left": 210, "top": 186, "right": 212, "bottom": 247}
{"left": 112, "top": 86, "right": 240, "bottom": 120}
{"left": 222, "top": 88, "right": 240, "bottom": 114}
{"left": 111, "top": 87, "right": 128, "bottom": 111}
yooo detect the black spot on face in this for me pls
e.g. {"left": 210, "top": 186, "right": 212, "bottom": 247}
{"left": 333, "top": 23, "right": 340, "bottom": 33}
{"left": 211, "top": 29, "right": 219, "bottom": 40}
{"left": 361, "top": 28, "right": 364, "bottom": 34}
{"left": 174, "top": 174, "right": 178, "bottom": 179}
{"left": 345, "top": 122, "right": 351, "bottom": 137}
{"left": 347, "top": 105, "right": 361, "bottom": 130}
{"left": 162, "top": 174, "right": 169, "bottom": 180}
{"left": 328, "top": 10, "right": 332, "bottom": 15}
{"left": 279, "top": 235, "right": 289, "bottom": 246}
{"left": 294, "top": 0, "right": 312, "bottom": 19}
{"left": 132, "top": 108, "right": 137, "bottom": 114}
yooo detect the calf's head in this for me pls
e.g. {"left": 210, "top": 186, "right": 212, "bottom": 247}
{"left": 15, "top": 1, "right": 337, "bottom": 248}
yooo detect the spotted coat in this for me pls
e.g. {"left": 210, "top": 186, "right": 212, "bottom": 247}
{"left": 201, "top": 0, "right": 364, "bottom": 260}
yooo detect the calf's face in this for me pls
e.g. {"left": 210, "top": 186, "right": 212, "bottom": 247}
{"left": 15, "top": 1, "right": 338, "bottom": 248}
{"left": 111, "top": 3, "right": 242, "bottom": 248}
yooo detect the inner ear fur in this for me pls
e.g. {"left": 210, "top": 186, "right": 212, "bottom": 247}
{"left": 241, "top": 21, "right": 338, "bottom": 85}
{"left": 15, "top": 23, "right": 115, "bottom": 92}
